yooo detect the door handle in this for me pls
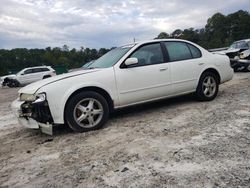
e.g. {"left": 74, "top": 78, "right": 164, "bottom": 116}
{"left": 160, "top": 68, "right": 168, "bottom": 71}
{"left": 198, "top": 63, "right": 204, "bottom": 65}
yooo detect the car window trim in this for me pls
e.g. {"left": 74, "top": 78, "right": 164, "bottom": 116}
{"left": 187, "top": 43, "right": 202, "bottom": 59}
{"left": 160, "top": 42, "right": 170, "bottom": 62}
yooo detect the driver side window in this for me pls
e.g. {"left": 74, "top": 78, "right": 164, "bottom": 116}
{"left": 130, "top": 43, "right": 164, "bottom": 66}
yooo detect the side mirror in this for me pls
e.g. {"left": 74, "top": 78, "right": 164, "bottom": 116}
{"left": 124, "top": 57, "right": 138, "bottom": 66}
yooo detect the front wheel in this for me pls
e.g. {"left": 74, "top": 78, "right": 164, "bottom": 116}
{"left": 65, "top": 91, "right": 109, "bottom": 132}
{"left": 196, "top": 72, "right": 219, "bottom": 101}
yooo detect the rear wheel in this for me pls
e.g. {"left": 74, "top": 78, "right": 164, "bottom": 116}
{"left": 196, "top": 72, "right": 219, "bottom": 101}
{"left": 65, "top": 91, "right": 109, "bottom": 132}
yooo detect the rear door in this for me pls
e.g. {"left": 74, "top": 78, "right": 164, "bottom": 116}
{"left": 34, "top": 68, "right": 50, "bottom": 81}
{"left": 164, "top": 41, "right": 204, "bottom": 94}
{"left": 31, "top": 68, "right": 45, "bottom": 82}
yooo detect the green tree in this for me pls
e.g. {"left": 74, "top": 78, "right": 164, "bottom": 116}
{"left": 171, "top": 29, "right": 183, "bottom": 38}
{"left": 155, "top": 32, "right": 170, "bottom": 39}
{"left": 155, "top": 10, "right": 250, "bottom": 49}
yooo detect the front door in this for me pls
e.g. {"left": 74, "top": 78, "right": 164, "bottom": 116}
{"left": 115, "top": 42, "right": 172, "bottom": 106}
{"left": 17, "top": 69, "right": 35, "bottom": 85}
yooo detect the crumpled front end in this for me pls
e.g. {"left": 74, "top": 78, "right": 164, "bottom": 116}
{"left": 226, "top": 49, "right": 250, "bottom": 71}
{"left": 11, "top": 94, "right": 54, "bottom": 135}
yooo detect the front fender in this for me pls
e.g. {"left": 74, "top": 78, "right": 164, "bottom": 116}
{"left": 37, "top": 71, "right": 117, "bottom": 124}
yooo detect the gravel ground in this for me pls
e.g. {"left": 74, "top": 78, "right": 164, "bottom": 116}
{"left": 0, "top": 73, "right": 249, "bottom": 188}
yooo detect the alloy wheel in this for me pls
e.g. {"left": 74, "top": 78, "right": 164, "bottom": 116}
{"left": 202, "top": 76, "right": 216, "bottom": 97}
{"left": 73, "top": 98, "right": 104, "bottom": 128}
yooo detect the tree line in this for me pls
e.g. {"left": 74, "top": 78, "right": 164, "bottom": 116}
{"left": 0, "top": 46, "right": 110, "bottom": 76}
{"left": 155, "top": 10, "right": 250, "bottom": 49}
{"left": 0, "top": 10, "right": 250, "bottom": 76}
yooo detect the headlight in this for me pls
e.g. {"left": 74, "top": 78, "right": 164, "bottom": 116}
{"left": 33, "top": 93, "right": 46, "bottom": 103}
{"left": 20, "top": 93, "right": 46, "bottom": 102}
{"left": 239, "top": 53, "right": 246, "bottom": 59}
{"left": 20, "top": 93, "right": 36, "bottom": 101}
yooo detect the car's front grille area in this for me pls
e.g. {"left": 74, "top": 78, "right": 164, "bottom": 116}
{"left": 21, "top": 101, "right": 53, "bottom": 124}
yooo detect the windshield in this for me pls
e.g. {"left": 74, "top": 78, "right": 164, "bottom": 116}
{"left": 82, "top": 61, "right": 94, "bottom": 68}
{"left": 87, "top": 46, "right": 132, "bottom": 69}
{"left": 229, "top": 41, "right": 249, "bottom": 50}
{"left": 247, "top": 41, "right": 250, "bottom": 48}
{"left": 229, "top": 43, "right": 237, "bottom": 49}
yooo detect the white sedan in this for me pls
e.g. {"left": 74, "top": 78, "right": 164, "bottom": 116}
{"left": 11, "top": 39, "right": 233, "bottom": 135}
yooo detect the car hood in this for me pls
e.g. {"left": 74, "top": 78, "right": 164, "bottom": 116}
{"left": 1, "top": 74, "right": 16, "bottom": 80}
{"left": 18, "top": 69, "right": 101, "bottom": 94}
{"left": 216, "top": 48, "right": 240, "bottom": 55}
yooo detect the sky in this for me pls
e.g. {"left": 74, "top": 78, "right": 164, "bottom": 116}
{"left": 0, "top": 0, "right": 249, "bottom": 49}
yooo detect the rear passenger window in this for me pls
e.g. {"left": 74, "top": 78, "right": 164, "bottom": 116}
{"left": 33, "top": 68, "right": 49, "bottom": 73}
{"left": 32, "top": 68, "right": 41, "bottom": 73}
{"left": 164, "top": 42, "right": 192, "bottom": 62}
{"left": 40, "top": 68, "right": 49, "bottom": 72}
{"left": 187, "top": 44, "right": 202, "bottom": 58}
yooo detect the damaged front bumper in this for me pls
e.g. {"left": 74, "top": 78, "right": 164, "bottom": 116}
{"left": 230, "top": 58, "right": 250, "bottom": 68}
{"left": 11, "top": 99, "right": 54, "bottom": 135}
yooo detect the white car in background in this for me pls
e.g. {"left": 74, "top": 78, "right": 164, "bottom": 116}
{"left": 1, "top": 66, "right": 56, "bottom": 87}
{"left": 11, "top": 39, "right": 233, "bottom": 135}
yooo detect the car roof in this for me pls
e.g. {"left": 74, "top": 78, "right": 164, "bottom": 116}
{"left": 233, "top": 39, "right": 250, "bottom": 43}
{"left": 122, "top": 39, "right": 196, "bottom": 48}
{"left": 22, "top": 66, "right": 52, "bottom": 71}
{"left": 25, "top": 66, "right": 50, "bottom": 69}
{"left": 138, "top": 39, "right": 193, "bottom": 45}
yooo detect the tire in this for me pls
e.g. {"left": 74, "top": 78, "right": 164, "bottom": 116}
{"left": 13, "top": 80, "right": 20, "bottom": 87}
{"left": 243, "top": 65, "right": 250, "bottom": 72}
{"left": 65, "top": 91, "right": 109, "bottom": 132}
{"left": 7, "top": 83, "right": 13, "bottom": 88}
{"left": 7, "top": 80, "right": 15, "bottom": 88}
{"left": 196, "top": 72, "right": 219, "bottom": 101}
